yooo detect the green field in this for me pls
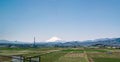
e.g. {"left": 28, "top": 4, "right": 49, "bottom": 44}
{"left": 0, "top": 47, "right": 120, "bottom": 62}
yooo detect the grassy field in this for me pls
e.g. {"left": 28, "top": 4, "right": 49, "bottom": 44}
{"left": 0, "top": 47, "right": 120, "bottom": 62}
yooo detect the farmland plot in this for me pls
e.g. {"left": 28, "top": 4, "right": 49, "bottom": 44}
{"left": 56, "top": 52, "right": 87, "bottom": 62}
{"left": 41, "top": 51, "right": 67, "bottom": 62}
{"left": 41, "top": 48, "right": 88, "bottom": 62}
{"left": 87, "top": 49, "right": 120, "bottom": 62}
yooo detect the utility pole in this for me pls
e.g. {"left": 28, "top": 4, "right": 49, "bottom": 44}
{"left": 33, "top": 37, "right": 36, "bottom": 47}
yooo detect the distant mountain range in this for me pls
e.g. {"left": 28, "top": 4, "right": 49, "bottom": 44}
{"left": 0, "top": 40, "right": 28, "bottom": 44}
{"left": 0, "top": 38, "right": 120, "bottom": 47}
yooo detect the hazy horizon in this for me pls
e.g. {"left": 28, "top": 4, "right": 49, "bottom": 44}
{"left": 1, "top": 0, "right": 120, "bottom": 42}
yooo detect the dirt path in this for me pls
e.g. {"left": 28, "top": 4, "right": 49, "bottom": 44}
{"left": 84, "top": 51, "right": 94, "bottom": 62}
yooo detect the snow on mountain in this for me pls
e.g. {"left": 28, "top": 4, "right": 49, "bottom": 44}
{"left": 46, "top": 36, "right": 62, "bottom": 42}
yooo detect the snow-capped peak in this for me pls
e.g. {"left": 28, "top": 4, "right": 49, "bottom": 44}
{"left": 46, "top": 36, "right": 62, "bottom": 42}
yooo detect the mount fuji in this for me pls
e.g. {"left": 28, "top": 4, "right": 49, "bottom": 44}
{"left": 46, "top": 36, "right": 62, "bottom": 42}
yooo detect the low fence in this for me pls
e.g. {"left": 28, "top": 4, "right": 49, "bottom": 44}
{"left": 0, "top": 55, "right": 41, "bottom": 62}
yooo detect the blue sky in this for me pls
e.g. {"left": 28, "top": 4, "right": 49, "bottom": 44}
{"left": 0, "top": 0, "right": 120, "bottom": 42}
